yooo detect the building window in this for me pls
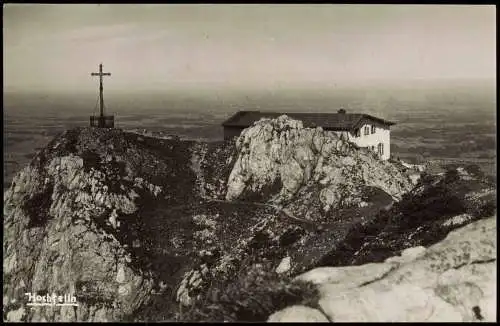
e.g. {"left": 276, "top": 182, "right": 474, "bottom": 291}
{"left": 364, "top": 126, "right": 370, "bottom": 136}
{"left": 378, "top": 143, "right": 384, "bottom": 156}
{"left": 354, "top": 129, "right": 360, "bottom": 137}
{"left": 371, "top": 125, "right": 376, "bottom": 134}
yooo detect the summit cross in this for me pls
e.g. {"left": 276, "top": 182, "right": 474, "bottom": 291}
{"left": 91, "top": 63, "right": 112, "bottom": 117}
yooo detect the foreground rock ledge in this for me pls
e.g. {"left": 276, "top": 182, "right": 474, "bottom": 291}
{"left": 268, "top": 216, "right": 496, "bottom": 322}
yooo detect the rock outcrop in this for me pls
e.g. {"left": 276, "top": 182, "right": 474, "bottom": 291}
{"left": 226, "top": 115, "right": 413, "bottom": 222}
{"left": 269, "top": 215, "right": 496, "bottom": 322}
{"left": 3, "top": 127, "right": 227, "bottom": 322}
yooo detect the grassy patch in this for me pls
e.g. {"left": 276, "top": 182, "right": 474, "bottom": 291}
{"left": 80, "top": 150, "right": 101, "bottom": 172}
{"left": 24, "top": 182, "right": 54, "bottom": 229}
{"left": 315, "top": 172, "right": 494, "bottom": 267}
{"left": 175, "top": 262, "right": 320, "bottom": 322}
{"left": 75, "top": 280, "right": 115, "bottom": 310}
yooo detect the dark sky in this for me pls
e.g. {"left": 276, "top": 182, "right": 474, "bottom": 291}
{"left": 3, "top": 4, "right": 496, "bottom": 93}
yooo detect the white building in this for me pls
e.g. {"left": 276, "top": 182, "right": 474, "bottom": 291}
{"left": 222, "top": 109, "right": 396, "bottom": 160}
{"left": 332, "top": 109, "right": 395, "bottom": 160}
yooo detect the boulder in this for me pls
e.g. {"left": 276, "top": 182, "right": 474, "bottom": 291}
{"left": 276, "top": 256, "right": 292, "bottom": 274}
{"left": 267, "top": 305, "right": 329, "bottom": 322}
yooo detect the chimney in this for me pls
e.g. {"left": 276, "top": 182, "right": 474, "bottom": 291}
{"left": 338, "top": 108, "right": 346, "bottom": 114}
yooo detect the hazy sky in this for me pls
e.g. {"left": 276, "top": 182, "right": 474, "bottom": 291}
{"left": 3, "top": 4, "right": 496, "bottom": 93}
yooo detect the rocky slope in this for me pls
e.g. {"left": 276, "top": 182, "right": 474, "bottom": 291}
{"left": 179, "top": 163, "right": 496, "bottom": 322}
{"left": 270, "top": 215, "right": 496, "bottom": 322}
{"left": 3, "top": 116, "right": 495, "bottom": 322}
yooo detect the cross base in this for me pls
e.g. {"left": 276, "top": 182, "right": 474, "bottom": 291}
{"left": 90, "top": 115, "right": 115, "bottom": 128}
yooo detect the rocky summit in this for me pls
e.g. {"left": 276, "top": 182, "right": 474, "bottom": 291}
{"left": 3, "top": 116, "right": 496, "bottom": 322}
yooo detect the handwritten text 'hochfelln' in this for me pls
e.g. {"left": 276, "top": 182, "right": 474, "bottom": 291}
{"left": 25, "top": 293, "right": 79, "bottom": 307}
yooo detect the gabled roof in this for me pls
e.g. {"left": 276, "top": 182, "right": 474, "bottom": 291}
{"left": 222, "top": 111, "right": 395, "bottom": 131}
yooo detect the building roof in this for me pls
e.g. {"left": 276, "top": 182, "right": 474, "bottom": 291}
{"left": 222, "top": 110, "right": 396, "bottom": 131}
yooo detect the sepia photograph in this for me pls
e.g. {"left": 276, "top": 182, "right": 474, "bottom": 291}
{"left": 3, "top": 4, "right": 496, "bottom": 322}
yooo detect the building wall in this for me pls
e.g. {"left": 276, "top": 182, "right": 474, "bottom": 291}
{"left": 334, "top": 121, "right": 391, "bottom": 160}
{"left": 223, "top": 126, "right": 244, "bottom": 140}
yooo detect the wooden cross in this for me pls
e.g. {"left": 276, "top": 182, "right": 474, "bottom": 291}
{"left": 91, "top": 63, "right": 111, "bottom": 117}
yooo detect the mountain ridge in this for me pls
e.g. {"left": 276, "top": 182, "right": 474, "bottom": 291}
{"left": 3, "top": 117, "right": 495, "bottom": 322}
